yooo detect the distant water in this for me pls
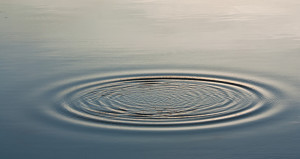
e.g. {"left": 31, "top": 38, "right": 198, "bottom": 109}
{"left": 1, "top": 0, "right": 300, "bottom": 159}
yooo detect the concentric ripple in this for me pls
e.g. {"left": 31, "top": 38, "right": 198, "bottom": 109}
{"left": 46, "top": 73, "right": 282, "bottom": 131}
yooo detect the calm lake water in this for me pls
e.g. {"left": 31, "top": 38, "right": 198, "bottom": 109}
{"left": 1, "top": 0, "right": 300, "bottom": 158}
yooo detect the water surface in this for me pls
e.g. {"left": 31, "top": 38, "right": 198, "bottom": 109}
{"left": 1, "top": 0, "right": 300, "bottom": 158}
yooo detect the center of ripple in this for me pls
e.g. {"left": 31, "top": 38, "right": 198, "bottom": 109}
{"left": 61, "top": 75, "right": 266, "bottom": 128}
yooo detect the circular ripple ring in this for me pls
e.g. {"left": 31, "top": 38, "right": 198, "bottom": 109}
{"left": 46, "top": 73, "right": 280, "bottom": 131}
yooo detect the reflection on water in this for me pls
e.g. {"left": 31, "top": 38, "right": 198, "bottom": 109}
{"left": 1, "top": 0, "right": 300, "bottom": 158}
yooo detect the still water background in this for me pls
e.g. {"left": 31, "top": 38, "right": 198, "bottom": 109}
{"left": 1, "top": 0, "right": 300, "bottom": 158}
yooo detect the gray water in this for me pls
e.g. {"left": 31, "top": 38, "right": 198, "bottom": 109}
{"left": 1, "top": 0, "right": 300, "bottom": 158}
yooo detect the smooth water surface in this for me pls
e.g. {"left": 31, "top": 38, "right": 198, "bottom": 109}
{"left": 1, "top": 0, "right": 300, "bottom": 158}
